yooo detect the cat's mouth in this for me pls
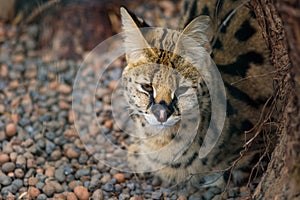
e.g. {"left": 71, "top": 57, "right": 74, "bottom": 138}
{"left": 144, "top": 114, "right": 180, "bottom": 128}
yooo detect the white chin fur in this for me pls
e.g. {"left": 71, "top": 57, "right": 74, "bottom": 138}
{"left": 144, "top": 114, "right": 180, "bottom": 127}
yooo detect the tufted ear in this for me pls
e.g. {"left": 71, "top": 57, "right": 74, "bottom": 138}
{"left": 176, "top": 15, "right": 213, "bottom": 54}
{"left": 120, "top": 7, "right": 155, "bottom": 63}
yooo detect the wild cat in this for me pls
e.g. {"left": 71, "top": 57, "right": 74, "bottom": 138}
{"left": 119, "top": 0, "right": 273, "bottom": 188}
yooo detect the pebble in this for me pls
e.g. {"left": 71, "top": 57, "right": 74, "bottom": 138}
{"left": 1, "top": 179, "right": 23, "bottom": 194}
{"left": 0, "top": 153, "right": 10, "bottom": 165}
{"left": 0, "top": 174, "right": 12, "bottom": 185}
{"left": 100, "top": 173, "right": 111, "bottom": 184}
{"left": 45, "top": 131, "right": 56, "bottom": 140}
{"left": 51, "top": 180, "right": 64, "bottom": 193}
{"left": 75, "top": 168, "right": 90, "bottom": 179}
{"left": 55, "top": 168, "right": 66, "bottom": 182}
{"left": 5, "top": 123, "right": 17, "bottom": 137}
{"left": 45, "top": 166, "right": 55, "bottom": 177}
{"left": 102, "top": 182, "right": 115, "bottom": 192}
{"left": 36, "top": 182, "right": 45, "bottom": 190}
{"left": 36, "top": 193, "right": 47, "bottom": 200}
{"left": 0, "top": 130, "right": 6, "bottom": 141}
{"left": 28, "top": 177, "right": 38, "bottom": 186}
{"left": 60, "top": 164, "right": 74, "bottom": 175}
{"left": 2, "top": 162, "right": 16, "bottom": 173}
{"left": 29, "top": 187, "right": 41, "bottom": 199}
{"left": 42, "top": 183, "right": 56, "bottom": 197}
{"left": 14, "top": 168, "right": 24, "bottom": 178}
{"left": 38, "top": 114, "right": 52, "bottom": 122}
{"left": 46, "top": 140, "right": 56, "bottom": 154}
{"left": 11, "top": 114, "right": 19, "bottom": 124}
{"left": 113, "top": 173, "right": 126, "bottom": 183}
{"left": 50, "top": 149, "right": 62, "bottom": 160}
{"left": 36, "top": 168, "right": 44, "bottom": 174}
{"left": 66, "top": 147, "right": 80, "bottom": 158}
{"left": 92, "top": 189, "right": 104, "bottom": 200}
{"left": 69, "top": 181, "right": 83, "bottom": 190}
{"left": 59, "top": 100, "right": 70, "bottom": 109}
{"left": 58, "top": 84, "right": 72, "bottom": 94}
{"left": 18, "top": 118, "right": 30, "bottom": 126}
{"left": 151, "top": 191, "right": 163, "bottom": 199}
{"left": 67, "top": 192, "right": 78, "bottom": 200}
{"left": 68, "top": 110, "right": 74, "bottom": 123}
{"left": 53, "top": 193, "right": 66, "bottom": 199}
{"left": 89, "top": 174, "right": 102, "bottom": 190}
{"left": 0, "top": 104, "right": 5, "bottom": 113}
{"left": 119, "top": 193, "right": 130, "bottom": 200}
{"left": 177, "top": 195, "right": 187, "bottom": 200}
{"left": 26, "top": 158, "right": 37, "bottom": 168}
{"left": 74, "top": 186, "right": 90, "bottom": 200}
{"left": 78, "top": 153, "right": 88, "bottom": 164}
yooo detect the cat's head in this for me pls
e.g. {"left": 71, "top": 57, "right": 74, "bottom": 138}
{"left": 120, "top": 7, "right": 212, "bottom": 128}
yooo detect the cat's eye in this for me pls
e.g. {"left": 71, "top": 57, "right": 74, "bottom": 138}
{"left": 175, "top": 86, "right": 189, "bottom": 97}
{"left": 141, "top": 84, "right": 153, "bottom": 93}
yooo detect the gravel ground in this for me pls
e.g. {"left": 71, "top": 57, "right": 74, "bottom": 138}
{"left": 0, "top": 1, "right": 257, "bottom": 199}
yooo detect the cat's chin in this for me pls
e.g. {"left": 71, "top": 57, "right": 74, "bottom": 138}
{"left": 144, "top": 114, "right": 180, "bottom": 128}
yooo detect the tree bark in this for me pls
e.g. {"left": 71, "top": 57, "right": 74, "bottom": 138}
{"left": 250, "top": 0, "right": 300, "bottom": 199}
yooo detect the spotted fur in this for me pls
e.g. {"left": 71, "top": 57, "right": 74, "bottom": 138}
{"left": 120, "top": 0, "right": 273, "bottom": 187}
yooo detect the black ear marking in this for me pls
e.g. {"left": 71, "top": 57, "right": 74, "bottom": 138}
{"left": 120, "top": 6, "right": 149, "bottom": 28}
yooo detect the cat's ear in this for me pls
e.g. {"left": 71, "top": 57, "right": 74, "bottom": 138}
{"left": 120, "top": 7, "right": 154, "bottom": 62}
{"left": 177, "top": 15, "right": 213, "bottom": 54}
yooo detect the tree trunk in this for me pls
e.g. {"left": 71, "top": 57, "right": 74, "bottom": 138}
{"left": 250, "top": 0, "right": 300, "bottom": 199}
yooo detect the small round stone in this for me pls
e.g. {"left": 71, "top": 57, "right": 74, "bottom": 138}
{"left": 29, "top": 187, "right": 41, "bottom": 199}
{"left": 59, "top": 100, "right": 70, "bottom": 109}
{"left": 104, "top": 120, "right": 113, "bottom": 130}
{"left": 14, "top": 168, "right": 24, "bottom": 178}
{"left": 12, "top": 179, "right": 23, "bottom": 191}
{"left": 0, "top": 174, "right": 12, "bottom": 185}
{"left": 102, "top": 182, "right": 114, "bottom": 192}
{"left": 5, "top": 123, "right": 17, "bottom": 137}
{"left": 177, "top": 195, "right": 187, "bottom": 200}
{"left": 113, "top": 173, "right": 126, "bottom": 183}
{"left": 74, "top": 186, "right": 89, "bottom": 200}
{"left": 68, "top": 181, "right": 83, "bottom": 190}
{"left": 45, "top": 166, "right": 55, "bottom": 177}
{"left": 28, "top": 177, "right": 38, "bottom": 186}
{"left": 75, "top": 168, "right": 90, "bottom": 179}
{"left": 92, "top": 189, "right": 104, "bottom": 200}
{"left": 51, "top": 181, "right": 64, "bottom": 193}
{"left": 66, "top": 148, "right": 80, "bottom": 159}
{"left": 36, "top": 193, "right": 47, "bottom": 200}
{"left": 66, "top": 192, "right": 78, "bottom": 200}
{"left": 0, "top": 130, "right": 6, "bottom": 141}
{"left": 26, "top": 158, "right": 37, "bottom": 168}
{"left": 68, "top": 110, "right": 74, "bottom": 123}
{"left": 11, "top": 113, "right": 19, "bottom": 123}
{"left": 58, "top": 84, "right": 72, "bottom": 94}
{"left": 16, "top": 155, "right": 26, "bottom": 168}
{"left": 0, "top": 104, "right": 5, "bottom": 114}
{"left": 42, "top": 183, "right": 56, "bottom": 197}
{"left": 55, "top": 168, "right": 66, "bottom": 182}
{"left": 53, "top": 193, "right": 66, "bottom": 199}
{"left": 2, "top": 162, "right": 16, "bottom": 173}
{"left": 0, "top": 153, "right": 10, "bottom": 165}
{"left": 50, "top": 150, "right": 62, "bottom": 160}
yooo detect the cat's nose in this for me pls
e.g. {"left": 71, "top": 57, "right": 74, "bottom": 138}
{"left": 151, "top": 103, "right": 169, "bottom": 123}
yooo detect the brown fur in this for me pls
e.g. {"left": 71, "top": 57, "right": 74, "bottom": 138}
{"left": 120, "top": 0, "right": 274, "bottom": 187}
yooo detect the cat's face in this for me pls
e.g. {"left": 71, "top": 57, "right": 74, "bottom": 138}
{"left": 120, "top": 7, "right": 212, "bottom": 128}
{"left": 122, "top": 61, "right": 200, "bottom": 128}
